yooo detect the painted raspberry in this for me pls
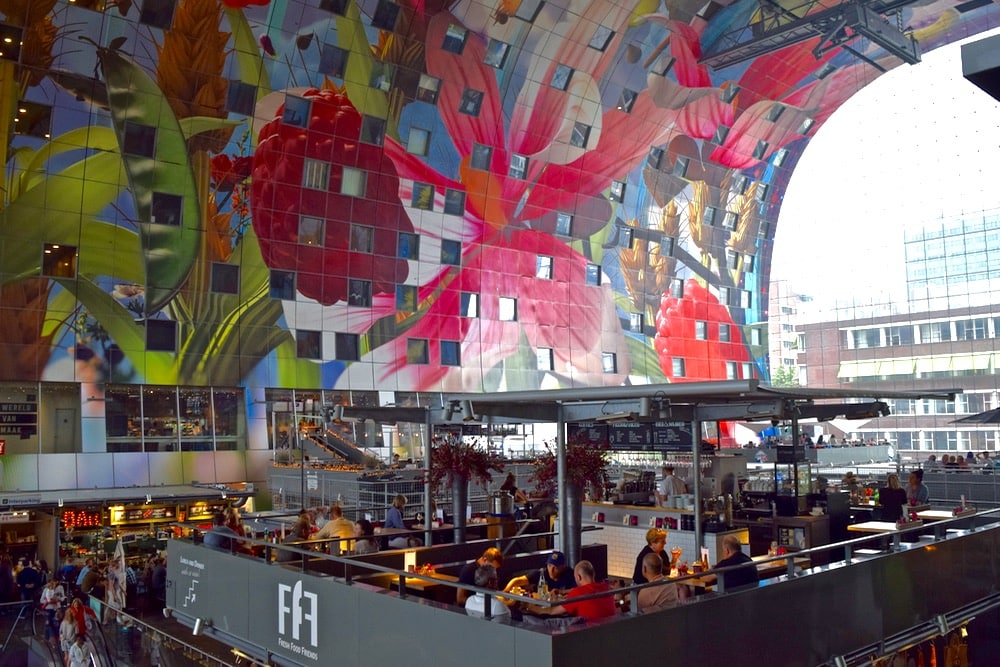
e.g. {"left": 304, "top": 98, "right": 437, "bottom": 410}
{"left": 653, "top": 279, "right": 750, "bottom": 381}
{"left": 250, "top": 88, "right": 413, "bottom": 306}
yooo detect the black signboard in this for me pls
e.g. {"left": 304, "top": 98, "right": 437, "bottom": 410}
{"left": 609, "top": 422, "right": 653, "bottom": 450}
{"left": 776, "top": 445, "right": 807, "bottom": 463}
{"left": 566, "top": 422, "right": 609, "bottom": 446}
{"left": 651, "top": 422, "right": 694, "bottom": 451}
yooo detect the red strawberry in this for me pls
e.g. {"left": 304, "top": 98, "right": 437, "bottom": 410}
{"left": 250, "top": 88, "right": 414, "bottom": 305}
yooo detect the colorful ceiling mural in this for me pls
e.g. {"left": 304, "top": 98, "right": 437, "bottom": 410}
{"left": 0, "top": 0, "right": 996, "bottom": 394}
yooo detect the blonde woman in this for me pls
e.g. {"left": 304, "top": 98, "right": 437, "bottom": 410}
{"left": 632, "top": 528, "right": 680, "bottom": 584}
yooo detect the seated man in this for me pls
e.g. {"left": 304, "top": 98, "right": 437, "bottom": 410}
{"left": 636, "top": 552, "right": 679, "bottom": 613}
{"left": 203, "top": 512, "right": 241, "bottom": 552}
{"left": 315, "top": 505, "right": 355, "bottom": 554}
{"left": 543, "top": 551, "right": 576, "bottom": 593}
{"left": 712, "top": 535, "right": 759, "bottom": 592}
{"left": 464, "top": 564, "right": 511, "bottom": 621}
{"left": 528, "top": 560, "right": 616, "bottom": 622}
{"left": 456, "top": 547, "right": 528, "bottom": 605}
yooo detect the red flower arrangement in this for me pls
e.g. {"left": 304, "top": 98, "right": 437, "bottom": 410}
{"left": 530, "top": 438, "right": 611, "bottom": 498}
{"left": 428, "top": 434, "right": 504, "bottom": 491}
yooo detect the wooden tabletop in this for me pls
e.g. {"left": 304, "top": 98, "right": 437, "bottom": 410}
{"left": 847, "top": 520, "right": 922, "bottom": 534}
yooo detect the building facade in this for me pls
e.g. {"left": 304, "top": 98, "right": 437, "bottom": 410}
{"left": 0, "top": 0, "right": 997, "bottom": 494}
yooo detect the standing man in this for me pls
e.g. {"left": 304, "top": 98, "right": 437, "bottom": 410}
{"left": 655, "top": 465, "right": 686, "bottom": 507}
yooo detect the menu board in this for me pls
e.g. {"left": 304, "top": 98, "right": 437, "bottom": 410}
{"left": 110, "top": 505, "right": 178, "bottom": 525}
{"left": 651, "top": 422, "right": 695, "bottom": 451}
{"left": 609, "top": 422, "right": 653, "bottom": 450}
{"left": 566, "top": 422, "right": 609, "bottom": 446}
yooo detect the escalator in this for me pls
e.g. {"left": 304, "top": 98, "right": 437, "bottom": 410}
{"left": 304, "top": 428, "right": 369, "bottom": 465}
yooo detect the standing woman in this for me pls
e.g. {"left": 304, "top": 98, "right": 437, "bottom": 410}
{"left": 59, "top": 610, "right": 77, "bottom": 667}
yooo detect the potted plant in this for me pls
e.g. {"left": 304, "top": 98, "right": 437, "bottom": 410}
{"left": 429, "top": 433, "right": 505, "bottom": 540}
{"left": 530, "top": 438, "right": 611, "bottom": 564}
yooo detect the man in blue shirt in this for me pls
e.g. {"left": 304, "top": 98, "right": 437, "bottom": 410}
{"left": 203, "top": 512, "right": 241, "bottom": 551}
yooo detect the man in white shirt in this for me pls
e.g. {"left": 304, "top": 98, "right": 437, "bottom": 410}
{"left": 655, "top": 465, "right": 686, "bottom": 507}
{"left": 315, "top": 505, "right": 355, "bottom": 554}
{"left": 464, "top": 564, "right": 511, "bottom": 621}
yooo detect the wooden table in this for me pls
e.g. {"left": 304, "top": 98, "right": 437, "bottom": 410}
{"left": 847, "top": 521, "right": 912, "bottom": 534}
{"left": 391, "top": 571, "right": 460, "bottom": 603}
{"left": 916, "top": 509, "right": 975, "bottom": 522}
{"left": 752, "top": 555, "right": 810, "bottom": 578}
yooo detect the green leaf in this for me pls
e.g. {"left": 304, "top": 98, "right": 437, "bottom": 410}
{"left": 178, "top": 116, "right": 244, "bottom": 142}
{"left": 337, "top": 2, "right": 391, "bottom": 137}
{"left": 624, "top": 332, "right": 667, "bottom": 383}
{"left": 98, "top": 48, "right": 201, "bottom": 317}
{"left": 225, "top": 8, "right": 271, "bottom": 98}
{"left": 17, "top": 126, "right": 120, "bottom": 196}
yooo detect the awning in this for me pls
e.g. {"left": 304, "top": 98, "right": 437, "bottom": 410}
{"left": 950, "top": 353, "right": 993, "bottom": 372}
{"left": 915, "top": 357, "right": 953, "bottom": 374}
{"left": 880, "top": 359, "right": 916, "bottom": 376}
{"left": 837, "top": 361, "right": 879, "bottom": 379}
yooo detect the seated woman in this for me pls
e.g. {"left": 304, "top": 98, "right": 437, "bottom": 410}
{"left": 631, "top": 528, "right": 679, "bottom": 585}
{"left": 352, "top": 519, "right": 379, "bottom": 554}
{"left": 876, "top": 473, "right": 907, "bottom": 522}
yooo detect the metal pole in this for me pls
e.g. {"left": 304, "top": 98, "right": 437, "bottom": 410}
{"left": 692, "top": 418, "right": 703, "bottom": 558}
{"left": 424, "top": 408, "right": 433, "bottom": 546}
{"left": 557, "top": 403, "right": 567, "bottom": 557}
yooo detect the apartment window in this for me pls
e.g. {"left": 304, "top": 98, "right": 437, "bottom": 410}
{"left": 956, "top": 318, "right": 987, "bottom": 340}
{"left": 299, "top": 216, "right": 324, "bottom": 246}
{"left": 441, "top": 341, "right": 461, "bottom": 366}
{"left": 123, "top": 122, "right": 156, "bottom": 157}
{"left": 140, "top": 0, "right": 175, "bottom": 28}
{"left": 320, "top": 0, "right": 349, "bottom": 14}
{"left": 227, "top": 80, "right": 257, "bottom": 116}
{"left": 499, "top": 297, "right": 517, "bottom": 322}
{"left": 722, "top": 211, "right": 738, "bottom": 230}
{"left": 726, "top": 361, "right": 738, "bottom": 380}
{"left": 585, "top": 264, "right": 601, "bottom": 286}
{"left": 550, "top": 64, "right": 573, "bottom": 90}
{"left": 417, "top": 74, "right": 440, "bottom": 104}
{"left": 919, "top": 322, "right": 951, "bottom": 343}
{"left": 886, "top": 325, "right": 914, "bottom": 346}
{"left": 371, "top": 0, "right": 400, "bottom": 30}
{"left": 609, "top": 180, "right": 626, "bottom": 203}
{"left": 151, "top": 192, "right": 183, "bottom": 226}
{"left": 396, "top": 285, "right": 417, "bottom": 312}
{"left": 648, "top": 147, "right": 665, "bottom": 169}
{"left": 369, "top": 60, "right": 395, "bottom": 92}
{"left": 629, "top": 313, "right": 644, "bottom": 334}
{"left": 14, "top": 101, "right": 51, "bottom": 138}
{"left": 444, "top": 189, "right": 465, "bottom": 215}
{"left": 670, "top": 279, "right": 684, "bottom": 299}
{"left": 442, "top": 24, "right": 468, "bottom": 54}
{"left": 269, "top": 270, "right": 296, "bottom": 300}
{"left": 282, "top": 96, "right": 311, "bottom": 128}
{"left": 319, "top": 44, "right": 349, "bottom": 78}
{"left": 750, "top": 329, "right": 761, "bottom": 346}
{"left": 470, "top": 144, "right": 492, "bottom": 170}
{"left": 484, "top": 39, "right": 510, "bottom": 68}
{"left": 589, "top": 26, "right": 615, "bottom": 51}
{"left": 536, "top": 255, "right": 553, "bottom": 279}
{"left": 509, "top": 154, "right": 528, "bottom": 180}
{"left": 460, "top": 88, "right": 484, "bottom": 116}
{"left": 719, "top": 323, "right": 731, "bottom": 343}
{"left": 335, "top": 332, "right": 360, "bottom": 361}
{"left": 602, "top": 353, "right": 617, "bottom": 374}
{"left": 460, "top": 292, "right": 479, "bottom": 318}
{"left": 742, "top": 362, "right": 753, "bottom": 379}
{"left": 555, "top": 213, "right": 573, "bottom": 236}
{"left": 0, "top": 23, "right": 23, "bottom": 62}
{"left": 348, "top": 279, "right": 372, "bottom": 307}
{"left": 350, "top": 225, "right": 373, "bottom": 253}
{"left": 441, "top": 239, "right": 462, "bottom": 266}
{"left": 302, "top": 159, "right": 330, "bottom": 190}
{"left": 411, "top": 182, "right": 434, "bottom": 210}
{"left": 695, "top": 321, "right": 707, "bottom": 340}
{"left": 210, "top": 263, "right": 240, "bottom": 294}
{"left": 536, "top": 347, "right": 554, "bottom": 371}
{"left": 406, "top": 338, "right": 429, "bottom": 364}
{"left": 361, "top": 115, "right": 386, "bottom": 145}
{"left": 398, "top": 232, "right": 419, "bottom": 260}
{"left": 408, "top": 127, "right": 430, "bottom": 156}
{"left": 852, "top": 328, "right": 880, "bottom": 349}
{"left": 616, "top": 227, "right": 634, "bottom": 249}
{"left": 144, "top": 319, "right": 178, "bottom": 356}
{"left": 515, "top": 0, "right": 543, "bottom": 21}
{"left": 296, "top": 330, "right": 322, "bottom": 359}
{"left": 671, "top": 358, "right": 686, "bottom": 378}
{"left": 41, "top": 244, "right": 77, "bottom": 278}
{"left": 341, "top": 167, "right": 367, "bottom": 196}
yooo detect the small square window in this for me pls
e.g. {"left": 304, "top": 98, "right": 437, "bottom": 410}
{"left": 411, "top": 182, "right": 434, "bottom": 210}
{"left": 719, "top": 323, "right": 731, "bottom": 343}
{"left": 441, "top": 341, "right": 461, "bottom": 366}
{"left": 712, "top": 125, "right": 730, "bottom": 144}
{"left": 673, "top": 156, "right": 690, "bottom": 178}
{"left": 370, "top": 60, "right": 395, "bottom": 91}
{"left": 616, "top": 89, "right": 637, "bottom": 113}
{"left": 302, "top": 159, "right": 330, "bottom": 190}
{"left": 589, "top": 25, "right": 615, "bottom": 51}
{"left": 734, "top": 175, "right": 750, "bottom": 194}
{"left": 417, "top": 74, "right": 440, "bottom": 104}
{"left": 499, "top": 297, "right": 517, "bottom": 322}
{"left": 755, "top": 182, "right": 769, "bottom": 202}
{"left": 398, "top": 232, "right": 420, "bottom": 260}
{"left": 226, "top": 80, "right": 257, "bottom": 116}
{"left": 296, "top": 330, "right": 322, "bottom": 359}
{"left": 406, "top": 338, "right": 429, "bottom": 364}
{"left": 653, "top": 56, "right": 675, "bottom": 77}
{"left": 555, "top": 213, "right": 573, "bottom": 236}
{"left": 585, "top": 264, "right": 601, "bottom": 286}
{"left": 616, "top": 227, "right": 634, "bottom": 249}
{"left": 602, "top": 353, "right": 617, "bottom": 374}
{"left": 740, "top": 289, "right": 752, "bottom": 309}
{"left": 725, "top": 248, "right": 739, "bottom": 270}
{"left": 320, "top": 0, "right": 349, "bottom": 14}
{"left": 484, "top": 39, "right": 510, "bottom": 68}
{"left": 550, "top": 64, "right": 573, "bottom": 90}
{"left": 609, "top": 180, "right": 626, "bottom": 203}
{"left": 444, "top": 189, "right": 466, "bottom": 216}
{"left": 282, "top": 96, "right": 311, "bottom": 128}
{"left": 658, "top": 236, "right": 675, "bottom": 256}
{"left": 123, "top": 122, "right": 156, "bottom": 157}
{"left": 139, "top": 0, "right": 175, "bottom": 28}
{"left": 798, "top": 118, "right": 815, "bottom": 135}
{"left": 335, "top": 332, "right": 360, "bottom": 361}
{"left": 396, "top": 284, "right": 417, "bottom": 311}
{"left": 629, "top": 313, "right": 643, "bottom": 333}
{"left": 269, "top": 270, "right": 296, "bottom": 300}
{"left": 147, "top": 319, "right": 177, "bottom": 353}
{"left": 722, "top": 211, "right": 738, "bottom": 229}
{"left": 570, "top": 122, "right": 590, "bottom": 149}
{"left": 671, "top": 358, "right": 686, "bottom": 378}
{"left": 210, "top": 263, "right": 240, "bottom": 294}
{"left": 361, "top": 115, "right": 386, "bottom": 145}
{"left": 42, "top": 243, "right": 77, "bottom": 278}
{"left": 341, "top": 167, "right": 367, "bottom": 197}
{"left": 703, "top": 206, "right": 717, "bottom": 226}
{"left": 470, "top": 144, "right": 492, "bottom": 170}
{"left": 742, "top": 362, "right": 753, "bottom": 379}
{"left": 460, "top": 292, "right": 479, "bottom": 318}
{"left": 459, "top": 88, "right": 484, "bottom": 116}
{"left": 347, "top": 278, "right": 372, "bottom": 308}
{"left": 441, "top": 239, "right": 462, "bottom": 266}
{"left": 752, "top": 139, "right": 768, "bottom": 160}
{"left": 750, "top": 329, "right": 762, "bottom": 347}
{"left": 726, "top": 361, "right": 738, "bottom": 380}
{"left": 773, "top": 149, "right": 788, "bottom": 167}
{"left": 299, "top": 216, "right": 325, "bottom": 245}
{"left": 0, "top": 23, "right": 23, "bottom": 63}
{"left": 408, "top": 127, "right": 430, "bottom": 156}
{"left": 536, "top": 255, "right": 553, "bottom": 279}
{"left": 648, "top": 147, "right": 664, "bottom": 169}
{"left": 721, "top": 85, "right": 740, "bottom": 103}
{"left": 509, "top": 154, "right": 528, "bottom": 180}
{"left": 442, "top": 24, "right": 467, "bottom": 54}
{"left": 670, "top": 279, "right": 684, "bottom": 298}
{"left": 148, "top": 192, "right": 182, "bottom": 227}
{"left": 695, "top": 321, "right": 707, "bottom": 340}
{"left": 351, "top": 225, "right": 374, "bottom": 253}
{"left": 14, "top": 101, "right": 52, "bottom": 138}
{"left": 536, "top": 347, "right": 554, "bottom": 371}
{"left": 765, "top": 104, "right": 785, "bottom": 122}
{"left": 319, "top": 44, "right": 349, "bottom": 78}
{"left": 515, "top": 0, "right": 543, "bottom": 22}
{"left": 744, "top": 254, "right": 755, "bottom": 272}
{"left": 372, "top": 0, "right": 400, "bottom": 30}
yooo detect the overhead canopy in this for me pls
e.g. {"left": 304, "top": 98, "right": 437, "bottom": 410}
{"left": 0, "top": 484, "right": 253, "bottom": 510}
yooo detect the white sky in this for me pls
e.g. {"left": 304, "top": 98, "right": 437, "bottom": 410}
{"left": 772, "top": 28, "right": 1000, "bottom": 310}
